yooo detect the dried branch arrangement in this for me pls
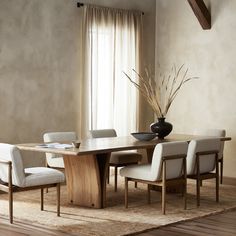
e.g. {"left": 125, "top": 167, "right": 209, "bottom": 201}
{"left": 123, "top": 64, "right": 198, "bottom": 118}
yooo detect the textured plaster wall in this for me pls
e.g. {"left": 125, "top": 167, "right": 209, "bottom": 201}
{"left": 0, "top": 0, "right": 80, "bottom": 166}
{"left": 156, "top": 0, "right": 236, "bottom": 177}
{"left": 0, "top": 0, "right": 155, "bottom": 167}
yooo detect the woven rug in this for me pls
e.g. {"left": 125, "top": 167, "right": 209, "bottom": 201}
{"left": 0, "top": 177, "right": 236, "bottom": 236}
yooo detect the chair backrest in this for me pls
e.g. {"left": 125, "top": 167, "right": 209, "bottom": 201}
{"left": 150, "top": 141, "right": 188, "bottom": 181}
{"left": 0, "top": 143, "right": 26, "bottom": 187}
{"left": 187, "top": 138, "right": 221, "bottom": 175}
{"left": 43, "top": 132, "right": 77, "bottom": 161}
{"left": 90, "top": 129, "right": 117, "bottom": 138}
{"left": 193, "top": 129, "right": 225, "bottom": 160}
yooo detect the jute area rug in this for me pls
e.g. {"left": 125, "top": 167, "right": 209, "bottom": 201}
{"left": 0, "top": 177, "right": 236, "bottom": 236}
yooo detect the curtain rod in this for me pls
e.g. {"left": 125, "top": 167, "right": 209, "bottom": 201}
{"left": 76, "top": 2, "right": 144, "bottom": 15}
{"left": 77, "top": 2, "right": 84, "bottom": 7}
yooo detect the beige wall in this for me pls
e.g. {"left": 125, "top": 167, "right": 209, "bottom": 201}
{"left": 0, "top": 0, "right": 81, "bottom": 166}
{"left": 0, "top": 0, "right": 155, "bottom": 166}
{"left": 155, "top": 0, "right": 236, "bottom": 177}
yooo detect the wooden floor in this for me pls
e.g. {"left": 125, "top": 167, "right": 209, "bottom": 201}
{"left": 0, "top": 209, "right": 235, "bottom": 236}
{"left": 138, "top": 209, "right": 236, "bottom": 236}
{"left": 0, "top": 216, "right": 76, "bottom": 236}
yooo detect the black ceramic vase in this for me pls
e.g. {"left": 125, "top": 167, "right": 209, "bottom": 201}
{"left": 150, "top": 117, "right": 173, "bottom": 139}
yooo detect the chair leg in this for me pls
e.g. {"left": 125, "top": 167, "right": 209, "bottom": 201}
{"left": 196, "top": 155, "right": 200, "bottom": 207}
{"left": 197, "top": 178, "right": 200, "bottom": 207}
{"left": 134, "top": 182, "right": 138, "bottom": 188}
{"left": 114, "top": 166, "right": 118, "bottom": 192}
{"left": 216, "top": 176, "right": 219, "bottom": 203}
{"left": 183, "top": 157, "right": 187, "bottom": 210}
{"left": 162, "top": 184, "right": 166, "bottom": 214}
{"left": 9, "top": 187, "right": 13, "bottom": 224}
{"left": 125, "top": 177, "right": 128, "bottom": 208}
{"left": 57, "top": 183, "right": 61, "bottom": 217}
{"left": 147, "top": 184, "right": 151, "bottom": 204}
{"left": 183, "top": 182, "right": 187, "bottom": 210}
{"left": 162, "top": 160, "right": 167, "bottom": 215}
{"left": 41, "top": 188, "right": 44, "bottom": 211}
{"left": 45, "top": 162, "right": 49, "bottom": 193}
{"left": 216, "top": 160, "right": 219, "bottom": 203}
{"left": 220, "top": 160, "right": 223, "bottom": 184}
{"left": 107, "top": 166, "right": 110, "bottom": 184}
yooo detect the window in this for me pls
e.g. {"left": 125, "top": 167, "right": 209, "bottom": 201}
{"left": 83, "top": 6, "right": 142, "bottom": 136}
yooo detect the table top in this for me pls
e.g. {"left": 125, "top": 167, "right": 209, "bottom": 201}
{"left": 16, "top": 133, "right": 231, "bottom": 156}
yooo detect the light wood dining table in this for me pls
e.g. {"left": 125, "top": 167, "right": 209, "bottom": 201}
{"left": 16, "top": 134, "right": 231, "bottom": 209}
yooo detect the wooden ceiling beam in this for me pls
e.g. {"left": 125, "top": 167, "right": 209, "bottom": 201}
{"left": 188, "top": 0, "right": 211, "bottom": 30}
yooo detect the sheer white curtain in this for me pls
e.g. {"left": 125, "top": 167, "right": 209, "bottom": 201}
{"left": 81, "top": 5, "right": 142, "bottom": 137}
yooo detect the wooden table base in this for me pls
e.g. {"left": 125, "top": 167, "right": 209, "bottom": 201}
{"left": 63, "top": 153, "right": 110, "bottom": 208}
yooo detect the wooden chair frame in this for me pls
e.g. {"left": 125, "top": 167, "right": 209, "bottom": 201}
{"left": 219, "top": 157, "right": 223, "bottom": 184}
{"left": 188, "top": 150, "right": 219, "bottom": 206}
{"left": 89, "top": 129, "right": 141, "bottom": 192}
{"left": 124, "top": 154, "right": 187, "bottom": 214}
{"left": 109, "top": 162, "right": 138, "bottom": 192}
{"left": 0, "top": 160, "right": 61, "bottom": 224}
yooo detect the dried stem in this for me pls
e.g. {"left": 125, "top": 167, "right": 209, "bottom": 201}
{"left": 123, "top": 65, "right": 198, "bottom": 118}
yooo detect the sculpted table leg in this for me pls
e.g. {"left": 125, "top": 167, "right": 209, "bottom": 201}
{"left": 146, "top": 148, "right": 154, "bottom": 163}
{"left": 63, "top": 153, "right": 110, "bottom": 208}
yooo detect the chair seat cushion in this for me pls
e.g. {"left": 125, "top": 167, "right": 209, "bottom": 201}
{"left": 110, "top": 151, "right": 142, "bottom": 165}
{"left": 120, "top": 164, "right": 153, "bottom": 181}
{"left": 23, "top": 167, "right": 65, "bottom": 187}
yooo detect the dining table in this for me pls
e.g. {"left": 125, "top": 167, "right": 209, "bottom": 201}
{"left": 16, "top": 133, "right": 231, "bottom": 209}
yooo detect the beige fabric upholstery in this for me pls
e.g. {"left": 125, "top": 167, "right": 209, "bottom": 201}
{"left": 187, "top": 138, "right": 221, "bottom": 175}
{"left": 194, "top": 129, "right": 225, "bottom": 160}
{"left": 90, "top": 129, "right": 142, "bottom": 164}
{"left": 43, "top": 132, "right": 77, "bottom": 168}
{"left": 46, "top": 157, "right": 65, "bottom": 169}
{"left": 0, "top": 143, "right": 65, "bottom": 188}
{"left": 0, "top": 143, "right": 25, "bottom": 187}
{"left": 24, "top": 167, "right": 65, "bottom": 187}
{"left": 120, "top": 164, "right": 152, "bottom": 180}
{"left": 120, "top": 141, "right": 188, "bottom": 182}
{"left": 90, "top": 129, "right": 117, "bottom": 138}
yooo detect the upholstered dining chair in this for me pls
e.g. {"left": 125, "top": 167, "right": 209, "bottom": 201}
{"left": 120, "top": 141, "right": 188, "bottom": 214}
{"left": 90, "top": 129, "right": 143, "bottom": 192}
{"left": 43, "top": 132, "right": 77, "bottom": 169}
{"left": 193, "top": 129, "right": 226, "bottom": 184}
{"left": 0, "top": 143, "right": 65, "bottom": 223}
{"left": 187, "top": 138, "right": 221, "bottom": 206}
